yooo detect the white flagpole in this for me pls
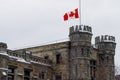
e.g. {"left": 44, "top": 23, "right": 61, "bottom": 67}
{"left": 79, "top": 0, "right": 81, "bottom": 25}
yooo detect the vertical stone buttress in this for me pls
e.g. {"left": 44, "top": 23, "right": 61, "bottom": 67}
{"left": 95, "top": 35, "right": 116, "bottom": 80}
{"left": 68, "top": 25, "right": 92, "bottom": 80}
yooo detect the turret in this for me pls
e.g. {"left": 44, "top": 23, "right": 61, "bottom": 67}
{"left": 0, "top": 42, "right": 8, "bottom": 79}
{"left": 95, "top": 35, "right": 116, "bottom": 80}
{"left": 95, "top": 35, "right": 116, "bottom": 51}
{"left": 68, "top": 25, "right": 92, "bottom": 80}
{"left": 69, "top": 25, "right": 92, "bottom": 44}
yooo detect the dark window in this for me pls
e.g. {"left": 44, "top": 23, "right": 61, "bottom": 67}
{"left": 44, "top": 56, "right": 49, "bottom": 59}
{"left": 91, "top": 77, "right": 94, "bottom": 80}
{"left": 8, "top": 67, "right": 15, "bottom": 80}
{"left": 39, "top": 72, "right": 45, "bottom": 79}
{"left": 24, "top": 70, "right": 30, "bottom": 76}
{"left": 56, "top": 74, "right": 62, "bottom": 80}
{"left": 93, "top": 61, "right": 96, "bottom": 65}
{"left": 90, "top": 60, "right": 96, "bottom": 80}
{"left": 106, "top": 56, "right": 109, "bottom": 63}
{"left": 24, "top": 69, "right": 31, "bottom": 80}
{"left": 81, "top": 48, "right": 84, "bottom": 55}
{"left": 99, "top": 54, "right": 105, "bottom": 60}
{"left": 24, "top": 77, "right": 30, "bottom": 80}
{"left": 86, "top": 49, "right": 90, "bottom": 57}
{"left": 56, "top": 54, "right": 61, "bottom": 64}
{"left": 8, "top": 68, "right": 14, "bottom": 73}
{"left": 8, "top": 75, "right": 14, "bottom": 80}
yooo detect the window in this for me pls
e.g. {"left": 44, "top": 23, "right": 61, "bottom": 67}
{"left": 8, "top": 66, "right": 15, "bottom": 80}
{"left": 99, "top": 54, "right": 105, "bottom": 61}
{"left": 44, "top": 56, "right": 49, "bottom": 59}
{"left": 81, "top": 48, "right": 84, "bottom": 55}
{"left": 8, "top": 68, "right": 14, "bottom": 73}
{"left": 90, "top": 60, "right": 96, "bottom": 80}
{"left": 56, "top": 54, "right": 61, "bottom": 64}
{"left": 55, "top": 74, "right": 62, "bottom": 80}
{"left": 39, "top": 72, "right": 45, "bottom": 79}
{"left": 87, "top": 49, "right": 90, "bottom": 56}
{"left": 24, "top": 69, "right": 31, "bottom": 80}
{"left": 106, "top": 56, "right": 109, "bottom": 63}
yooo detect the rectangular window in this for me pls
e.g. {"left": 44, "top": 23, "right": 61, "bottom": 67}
{"left": 8, "top": 66, "right": 15, "bottom": 80}
{"left": 56, "top": 54, "right": 61, "bottom": 64}
{"left": 39, "top": 72, "right": 45, "bottom": 79}
{"left": 24, "top": 69, "right": 31, "bottom": 80}
{"left": 90, "top": 60, "right": 96, "bottom": 80}
{"left": 8, "top": 68, "right": 14, "bottom": 73}
{"left": 55, "top": 74, "right": 62, "bottom": 80}
{"left": 44, "top": 56, "right": 49, "bottom": 59}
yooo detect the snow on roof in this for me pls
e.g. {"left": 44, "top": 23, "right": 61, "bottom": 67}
{"left": 8, "top": 55, "right": 50, "bottom": 66}
{"left": 9, "top": 55, "right": 30, "bottom": 64}
{"left": 0, "top": 51, "right": 51, "bottom": 66}
{"left": 0, "top": 52, "right": 8, "bottom": 56}
{"left": 31, "top": 61, "right": 51, "bottom": 67}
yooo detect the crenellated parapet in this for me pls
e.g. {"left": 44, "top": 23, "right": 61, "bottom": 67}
{"left": 69, "top": 25, "right": 93, "bottom": 45}
{"left": 95, "top": 35, "right": 116, "bottom": 51}
{"left": 69, "top": 25, "right": 92, "bottom": 34}
{"left": 95, "top": 35, "right": 115, "bottom": 44}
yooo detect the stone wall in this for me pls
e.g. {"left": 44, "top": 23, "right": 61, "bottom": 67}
{"left": 16, "top": 41, "right": 69, "bottom": 80}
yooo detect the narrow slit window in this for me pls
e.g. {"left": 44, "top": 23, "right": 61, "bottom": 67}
{"left": 56, "top": 54, "right": 61, "bottom": 64}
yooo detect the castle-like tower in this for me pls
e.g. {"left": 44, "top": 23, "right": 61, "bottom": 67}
{"left": 68, "top": 25, "right": 116, "bottom": 80}
{"left": 68, "top": 25, "right": 92, "bottom": 80}
{"left": 95, "top": 35, "right": 116, "bottom": 80}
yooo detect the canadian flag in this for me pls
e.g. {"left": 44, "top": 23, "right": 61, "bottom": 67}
{"left": 63, "top": 8, "right": 79, "bottom": 21}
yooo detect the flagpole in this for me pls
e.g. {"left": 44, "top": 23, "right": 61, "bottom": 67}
{"left": 79, "top": 0, "right": 81, "bottom": 25}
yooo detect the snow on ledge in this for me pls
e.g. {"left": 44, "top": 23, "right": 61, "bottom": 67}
{"left": 0, "top": 52, "right": 8, "bottom": 56}
{"left": 0, "top": 51, "right": 51, "bottom": 66}
{"left": 30, "top": 61, "right": 51, "bottom": 67}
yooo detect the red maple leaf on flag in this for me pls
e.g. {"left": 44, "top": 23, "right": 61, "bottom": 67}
{"left": 69, "top": 12, "right": 75, "bottom": 17}
{"left": 63, "top": 8, "right": 79, "bottom": 21}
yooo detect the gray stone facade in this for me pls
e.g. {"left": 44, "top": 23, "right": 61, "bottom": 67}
{"left": 0, "top": 25, "right": 116, "bottom": 80}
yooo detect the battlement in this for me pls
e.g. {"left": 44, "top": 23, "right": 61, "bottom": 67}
{"left": 69, "top": 25, "right": 92, "bottom": 34}
{"left": 95, "top": 35, "right": 115, "bottom": 44}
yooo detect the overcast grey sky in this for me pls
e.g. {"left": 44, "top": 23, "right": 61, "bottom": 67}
{"left": 0, "top": 0, "right": 120, "bottom": 66}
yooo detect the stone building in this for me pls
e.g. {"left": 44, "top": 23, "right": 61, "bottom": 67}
{"left": 0, "top": 25, "right": 116, "bottom": 80}
{"left": 115, "top": 75, "right": 120, "bottom": 80}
